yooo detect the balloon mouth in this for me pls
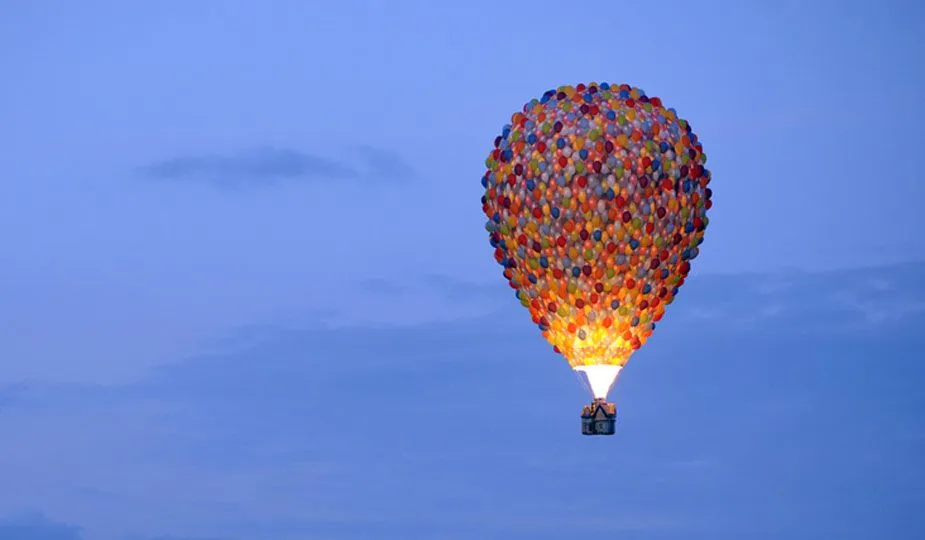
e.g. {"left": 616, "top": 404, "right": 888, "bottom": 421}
{"left": 573, "top": 365, "right": 622, "bottom": 400}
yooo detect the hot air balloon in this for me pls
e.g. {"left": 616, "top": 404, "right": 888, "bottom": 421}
{"left": 480, "top": 83, "right": 712, "bottom": 435}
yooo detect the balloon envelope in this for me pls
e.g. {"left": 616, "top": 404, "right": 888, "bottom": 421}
{"left": 480, "top": 83, "right": 711, "bottom": 398}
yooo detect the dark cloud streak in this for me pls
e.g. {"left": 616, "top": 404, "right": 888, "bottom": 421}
{"left": 355, "top": 144, "right": 416, "bottom": 182}
{"left": 137, "top": 145, "right": 414, "bottom": 187}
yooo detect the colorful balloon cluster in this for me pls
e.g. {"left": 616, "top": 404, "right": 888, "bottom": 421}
{"left": 481, "top": 83, "right": 712, "bottom": 368}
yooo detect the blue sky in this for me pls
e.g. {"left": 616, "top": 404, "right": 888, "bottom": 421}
{"left": 1, "top": 1, "right": 924, "bottom": 539}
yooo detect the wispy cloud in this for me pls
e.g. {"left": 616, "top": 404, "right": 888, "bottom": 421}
{"left": 138, "top": 147, "right": 356, "bottom": 185}
{"left": 137, "top": 145, "right": 414, "bottom": 187}
{"left": 671, "top": 263, "right": 925, "bottom": 332}
{"left": 357, "top": 274, "right": 501, "bottom": 307}
{"left": 354, "top": 277, "right": 411, "bottom": 297}
{"left": 0, "top": 512, "right": 83, "bottom": 540}
{"left": 354, "top": 263, "right": 925, "bottom": 334}
{"left": 354, "top": 145, "right": 416, "bottom": 182}
{"left": 0, "top": 315, "right": 686, "bottom": 539}
{"left": 2, "top": 263, "right": 925, "bottom": 539}
{"left": 831, "top": 289, "right": 925, "bottom": 326}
